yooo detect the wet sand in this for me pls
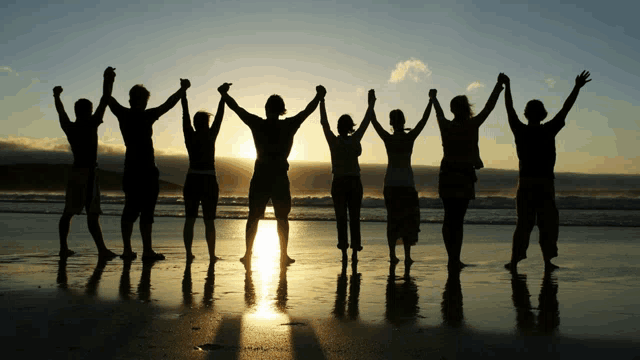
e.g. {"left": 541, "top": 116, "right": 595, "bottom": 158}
{"left": 1, "top": 214, "right": 639, "bottom": 359}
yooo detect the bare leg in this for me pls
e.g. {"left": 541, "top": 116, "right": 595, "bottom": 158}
{"left": 351, "top": 249, "right": 358, "bottom": 263}
{"left": 58, "top": 214, "right": 75, "bottom": 257}
{"left": 277, "top": 218, "right": 294, "bottom": 265}
{"left": 120, "top": 221, "right": 136, "bottom": 259}
{"left": 204, "top": 219, "right": 218, "bottom": 262}
{"left": 403, "top": 238, "right": 414, "bottom": 265}
{"left": 87, "top": 214, "right": 116, "bottom": 257}
{"left": 388, "top": 228, "right": 399, "bottom": 264}
{"left": 183, "top": 217, "right": 196, "bottom": 260}
{"left": 241, "top": 214, "right": 260, "bottom": 264}
{"left": 141, "top": 222, "right": 164, "bottom": 261}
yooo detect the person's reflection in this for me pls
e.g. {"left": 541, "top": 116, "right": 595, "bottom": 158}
{"left": 276, "top": 264, "right": 288, "bottom": 313}
{"left": 137, "top": 260, "right": 156, "bottom": 303}
{"left": 510, "top": 271, "right": 535, "bottom": 334}
{"left": 509, "top": 270, "right": 560, "bottom": 335}
{"left": 182, "top": 259, "right": 193, "bottom": 308}
{"left": 441, "top": 269, "right": 464, "bottom": 328}
{"left": 537, "top": 271, "right": 559, "bottom": 334}
{"left": 385, "top": 262, "right": 419, "bottom": 326}
{"left": 332, "top": 261, "right": 348, "bottom": 319}
{"left": 347, "top": 261, "right": 361, "bottom": 321}
{"left": 119, "top": 258, "right": 133, "bottom": 300}
{"left": 86, "top": 257, "right": 112, "bottom": 297}
{"left": 202, "top": 262, "right": 215, "bottom": 309}
{"left": 244, "top": 267, "right": 255, "bottom": 309}
{"left": 57, "top": 257, "right": 69, "bottom": 290}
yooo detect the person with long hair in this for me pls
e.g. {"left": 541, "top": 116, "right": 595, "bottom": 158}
{"left": 431, "top": 74, "right": 506, "bottom": 270}
{"left": 370, "top": 90, "right": 433, "bottom": 264}
{"left": 320, "top": 89, "right": 375, "bottom": 263}
{"left": 180, "top": 83, "right": 228, "bottom": 262}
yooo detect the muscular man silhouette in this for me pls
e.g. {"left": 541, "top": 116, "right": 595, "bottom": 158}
{"left": 219, "top": 84, "right": 326, "bottom": 266}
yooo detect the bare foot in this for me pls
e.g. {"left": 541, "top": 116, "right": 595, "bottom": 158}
{"left": 405, "top": 257, "right": 414, "bottom": 265}
{"left": 240, "top": 254, "right": 251, "bottom": 265}
{"left": 120, "top": 251, "right": 137, "bottom": 260}
{"left": 544, "top": 261, "right": 559, "bottom": 272}
{"left": 186, "top": 253, "right": 196, "bottom": 261}
{"left": 281, "top": 255, "right": 295, "bottom": 266}
{"left": 59, "top": 249, "right": 76, "bottom": 257}
{"left": 209, "top": 255, "right": 219, "bottom": 262}
{"left": 98, "top": 249, "right": 118, "bottom": 259}
{"left": 504, "top": 262, "right": 516, "bottom": 272}
{"left": 390, "top": 256, "right": 400, "bottom": 264}
{"left": 351, "top": 250, "right": 358, "bottom": 263}
{"left": 341, "top": 249, "right": 348, "bottom": 263}
{"left": 142, "top": 251, "right": 165, "bottom": 262}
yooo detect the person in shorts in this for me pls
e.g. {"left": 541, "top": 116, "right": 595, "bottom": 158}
{"left": 54, "top": 67, "right": 117, "bottom": 258}
{"left": 502, "top": 71, "right": 591, "bottom": 272}
{"left": 109, "top": 76, "right": 191, "bottom": 261}
{"left": 219, "top": 83, "right": 326, "bottom": 266}
{"left": 181, "top": 83, "right": 227, "bottom": 261}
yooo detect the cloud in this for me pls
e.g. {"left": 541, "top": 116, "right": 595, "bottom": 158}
{"left": 389, "top": 58, "right": 431, "bottom": 83}
{"left": 356, "top": 87, "right": 365, "bottom": 97}
{"left": 545, "top": 78, "right": 556, "bottom": 88}
{"left": 466, "top": 81, "right": 485, "bottom": 92}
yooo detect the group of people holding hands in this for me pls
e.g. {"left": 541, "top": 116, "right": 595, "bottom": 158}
{"left": 55, "top": 66, "right": 591, "bottom": 273}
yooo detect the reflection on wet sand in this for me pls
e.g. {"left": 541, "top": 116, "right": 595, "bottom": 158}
{"left": 441, "top": 269, "right": 464, "bottom": 328}
{"left": 182, "top": 260, "right": 193, "bottom": 307}
{"left": 56, "top": 257, "right": 68, "bottom": 290}
{"left": 86, "top": 257, "right": 112, "bottom": 297}
{"left": 203, "top": 262, "right": 215, "bottom": 308}
{"left": 385, "top": 262, "right": 419, "bottom": 326}
{"left": 137, "top": 261, "right": 155, "bottom": 303}
{"left": 511, "top": 270, "right": 560, "bottom": 335}
{"left": 119, "top": 258, "right": 133, "bottom": 300}
{"left": 333, "top": 261, "right": 361, "bottom": 321}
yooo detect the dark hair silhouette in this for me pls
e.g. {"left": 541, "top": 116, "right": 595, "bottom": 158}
{"left": 337, "top": 114, "right": 356, "bottom": 136}
{"left": 74, "top": 98, "right": 93, "bottom": 118}
{"left": 265, "top": 94, "right": 287, "bottom": 116}
{"left": 193, "top": 111, "right": 212, "bottom": 131}
{"left": 389, "top": 109, "right": 409, "bottom": 133}
{"left": 450, "top": 95, "right": 475, "bottom": 121}
{"left": 524, "top": 99, "right": 548, "bottom": 122}
{"left": 129, "top": 84, "right": 151, "bottom": 109}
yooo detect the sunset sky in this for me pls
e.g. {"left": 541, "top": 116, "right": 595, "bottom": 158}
{"left": 2, "top": 0, "right": 639, "bottom": 174}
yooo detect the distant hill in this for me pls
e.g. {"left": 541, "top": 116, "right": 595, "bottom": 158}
{"left": 0, "top": 164, "right": 181, "bottom": 193}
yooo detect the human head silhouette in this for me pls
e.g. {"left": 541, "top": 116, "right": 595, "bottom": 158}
{"left": 524, "top": 100, "right": 548, "bottom": 124}
{"left": 450, "top": 95, "right": 474, "bottom": 121}
{"left": 337, "top": 115, "right": 355, "bottom": 137}
{"left": 389, "top": 109, "right": 406, "bottom": 133}
{"left": 265, "top": 95, "right": 286, "bottom": 118}
{"left": 129, "top": 84, "right": 150, "bottom": 110}
{"left": 74, "top": 99, "right": 93, "bottom": 119}
{"left": 193, "top": 111, "right": 211, "bottom": 131}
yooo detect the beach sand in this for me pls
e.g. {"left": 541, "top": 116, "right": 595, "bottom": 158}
{"left": 1, "top": 213, "right": 639, "bottom": 359}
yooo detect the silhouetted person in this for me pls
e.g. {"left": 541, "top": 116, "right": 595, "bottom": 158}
{"left": 181, "top": 83, "right": 226, "bottom": 261}
{"left": 370, "top": 91, "right": 433, "bottom": 264}
{"left": 219, "top": 84, "right": 327, "bottom": 266}
{"left": 441, "top": 269, "right": 464, "bottom": 328}
{"left": 54, "top": 67, "right": 117, "bottom": 258}
{"left": 503, "top": 71, "right": 591, "bottom": 272}
{"left": 432, "top": 75, "right": 506, "bottom": 270}
{"left": 385, "top": 262, "right": 419, "bottom": 327}
{"left": 320, "top": 89, "right": 375, "bottom": 263}
{"left": 108, "top": 77, "right": 191, "bottom": 261}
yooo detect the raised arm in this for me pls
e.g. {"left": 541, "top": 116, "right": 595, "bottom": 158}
{"left": 408, "top": 93, "right": 433, "bottom": 138}
{"left": 554, "top": 71, "right": 591, "bottom": 122}
{"left": 474, "top": 73, "right": 506, "bottom": 126}
{"left": 53, "top": 86, "right": 71, "bottom": 128}
{"left": 319, "top": 99, "right": 335, "bottom": 143}
{"left": 210, "top": 94, "right": 226, "bottom": 137}
{"left": 353, "top": 89, "right": 375, "bottom": 141}
{"left": 93, "top": 67, "right": 116, "bottom": 123}
{"left": 501, "top": 73, "right": 523, "bottom": 131}
{"left": 150, "top": 78, "right": 190, "bottom": 119}
{"left": 431, "top": 90, "right": 448, "bottom": 132}
{"left": 181, "top": 92, "right": 193, "bottom": 136}
{"left": 290, "top": 85, "right": 327, "bottom": 127}
{"left": 218, "top": 82, "right": 261, "bottom": 127}
{"left": 369, "top": 102, "right": 390, "bottom": 140}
